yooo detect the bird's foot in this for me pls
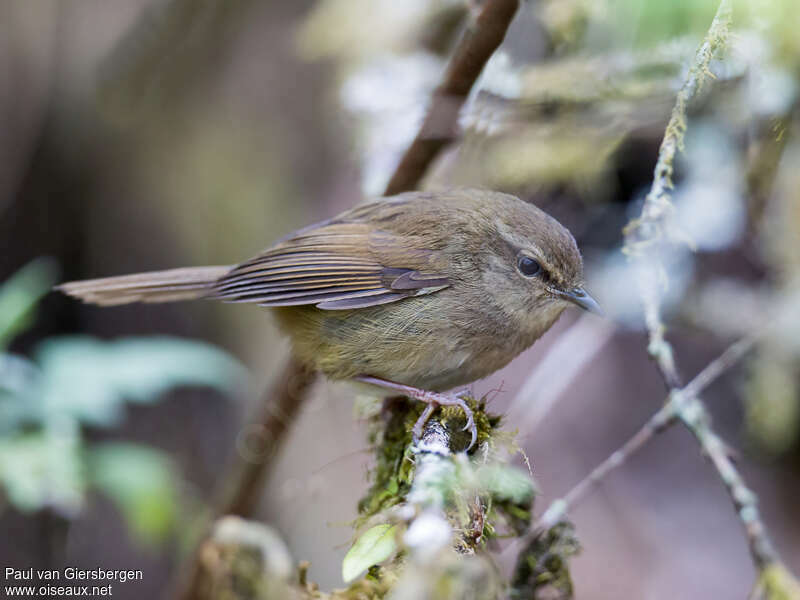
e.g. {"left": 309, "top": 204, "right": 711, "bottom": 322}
{"left": 355, "top": 376, "right": 477, "bottom": 451}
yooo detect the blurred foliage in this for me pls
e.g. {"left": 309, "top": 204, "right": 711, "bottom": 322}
{"left": 3, "top": 0, "right": 800, "bottom": 594}
{"left": 295, "top": 0, "right": 748, "bottom": 199}
{"left": 753, "top": 563, "right": 800, "bottom": 600}
{"left": 0, "top": 258, "right": 58, "bottom": 349}
{"left": 511, "top": 522, "right": 581, "bottom": 600}
{"left": 0, "top": 261, "right": 247, "bottom": 546}
{"left": 296, "top": 0, "right": 465, "bottom": 63}
{"left": 342, "top": 523, "right": 398, "bottom": 583}
{"left": 744, "top": 349, "right": 799, "bottom": 456}
{"left": 29, "top": 336, "right": 245, "bottom": 428}
{"left": 0, "top": 423, "right": 85, "bottom": 518}
{"left": 536, "top": 0, "right": 721, "bottom": 55}
{"left": 89, "top": 443, "right": 181, "bottom": 546}
{"left": 737, "top": 139, "right": 800, "bottom": 457}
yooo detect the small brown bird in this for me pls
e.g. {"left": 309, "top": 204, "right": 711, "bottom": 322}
{"left": 58, "top": 189, "right": 600, "bottom": 449}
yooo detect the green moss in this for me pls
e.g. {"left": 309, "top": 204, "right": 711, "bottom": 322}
{"left": 439, "top": 397, "right": 502, "bottom": 451}
{"left": 511, "top": 522, "right": 581, "bottom": 599}
{"left": 356, "top": 396, "right": 501, "bottom": 523}
{"left": 332, "top": 566, "right": 398, "bottom": 600}
{"left": 356, "top": 398, "right": 416, "bottom": 520}
{"left": 343, "top": 396, "right": 559, "bottom": 597}
{"left": 355, "top": 394, "right": 530, "bottom": 555}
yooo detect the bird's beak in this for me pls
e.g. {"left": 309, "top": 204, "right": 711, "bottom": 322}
{"left": 558, "top": 287, "right": 603, "bottom": 315}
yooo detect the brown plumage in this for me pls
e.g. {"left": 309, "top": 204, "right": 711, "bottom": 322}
{"left": 58, "top": 189, "right": 599, "bottom": 446}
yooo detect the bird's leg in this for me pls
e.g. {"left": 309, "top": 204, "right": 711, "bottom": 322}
{"left": 355, "top": 376, "right": 477, "bottom": 450}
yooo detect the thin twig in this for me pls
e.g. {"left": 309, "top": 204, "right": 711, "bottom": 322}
{"left": 623, "top": 0, "right": 734, "bottom": 389}
{"left": 623, "top": 0, "right": 733, "bottom": 254}
{"left": 534, "top": 403, "right": 672, "bottom": 532}
{"left": 521, "top": 334, "right": 755, "bottom": 539}
{"left": 615, "top": 0, "right": 785, "bottom": 575}
{"left": 383, "top": 0, "right": 519, "bottom": 195}
{"left": 682, "top": 335, "right": 757, "bottom": 399}
{"left": 672, "top": 392, "right": 779, "bottom": 569}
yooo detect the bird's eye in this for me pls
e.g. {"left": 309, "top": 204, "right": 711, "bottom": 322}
{"left": 517, "top": 255, "right": 541, "bottom": 277}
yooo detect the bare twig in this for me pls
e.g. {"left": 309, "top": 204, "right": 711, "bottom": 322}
{"left": 673, "top": 392, "right": 779, "bottom": 569}
{"left": 383, "top": 0, "right": 519, "bottom": 195}
{"left": 534, "top": 403, "right": 673, "bottom": 532}
{"left": 521, "top": 334, "right": 756, "bottom": 539}
{"left": 682, "top": 335, "right": 757, "bottom": 399}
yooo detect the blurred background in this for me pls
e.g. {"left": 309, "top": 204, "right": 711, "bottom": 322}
{"left": 1, "top": 0, "right": 799, "bottom": 598}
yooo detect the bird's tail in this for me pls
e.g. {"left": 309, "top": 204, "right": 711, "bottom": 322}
{"left": 56, "top": 265, "right": 232, "bottom": 306}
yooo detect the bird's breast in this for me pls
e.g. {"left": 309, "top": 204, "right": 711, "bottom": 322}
{"left": 274, "top": 286, "right": 561, "bottom": 392}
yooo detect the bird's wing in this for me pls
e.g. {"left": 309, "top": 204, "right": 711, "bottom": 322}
{"left": 211, "top": 220, "right": 450, "bottom": 310}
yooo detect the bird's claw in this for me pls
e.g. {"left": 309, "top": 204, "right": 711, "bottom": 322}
{"left": 354, "top": 376, "right": 479, "bottom": 451}
{"left": 461, "top": 411, "right": 477, "bottom": 448}
{"left": 417, "top": 391, "right": 478, "bottom": 451}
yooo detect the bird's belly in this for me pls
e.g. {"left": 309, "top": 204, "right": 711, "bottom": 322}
{"left": 273, "top": 296, "right": 546, "bottom": 392}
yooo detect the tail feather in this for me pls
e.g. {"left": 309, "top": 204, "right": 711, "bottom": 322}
{"left": 57, "top": 266, "right": 232, "bottom": 306}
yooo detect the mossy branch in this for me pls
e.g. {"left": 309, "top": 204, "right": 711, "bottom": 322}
{"left": 621, "top": 0, "right": 734, "bottom": 389}
{"left": 194, "top": 399, "right": 534, "bottom": 600}
{"left": 624, "top": 0, "right": 787, "bottom": 576}
{"left": 623, "top": 0, "right": 733, "bottom": 262}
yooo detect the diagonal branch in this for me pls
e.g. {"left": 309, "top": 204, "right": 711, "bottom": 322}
{"left": 617, "top": 0, "right": 786, "bottom": 576}
{"left": 527, "top": 335, "right": 756, "bottom": 535}
{"left": 383, "top": 0, "right": 520, "bottom": 195}
{"left": 623, "top": 0, "right": 734, "bottom": 388}
{"left": 218, "top": 356, "right": 317, "bottom": 517}
{"left": 176, "top": 355, "right": 316, "bottom": 600}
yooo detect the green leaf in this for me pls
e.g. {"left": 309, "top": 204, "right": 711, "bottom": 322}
{"left": 0, "top": 353, "right": 45, "bottom": 432}
{"left": 476, "top": 464, "right": 536, "bottom": 504}
{"left": 0, "top": 259, "right": 58, "bottom": 348}
{"left": 342, "top": 523, "right": 398, "bottom": 583}
{"left": 0, "top": 424, "right": 85, "bottom": 516}
{"left": 35, "top": 336, "right": 248, "bottom": 426}
{"left": 89, "top": 442, "right": 180, "bottom": 547}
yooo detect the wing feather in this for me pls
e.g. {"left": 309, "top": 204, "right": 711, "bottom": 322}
{"left": 211, "top": 206, "right": 451, "bottom": 310}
